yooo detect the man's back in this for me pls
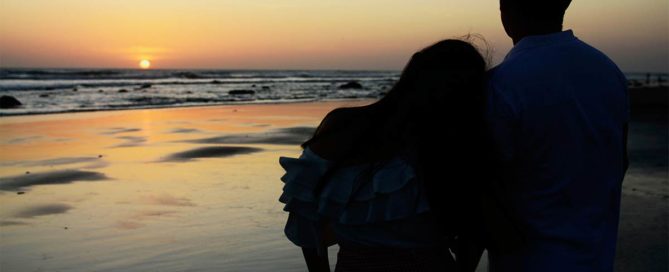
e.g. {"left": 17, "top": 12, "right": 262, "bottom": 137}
{"left": 487, "top": 30, "right": 628, "bottom": 271}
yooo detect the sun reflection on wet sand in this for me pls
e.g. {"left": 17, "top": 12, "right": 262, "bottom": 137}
{"left": 0, "top": 101, "right": 372, "bottom": 271}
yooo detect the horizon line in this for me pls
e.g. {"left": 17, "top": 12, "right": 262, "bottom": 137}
{"left": 1, "top": 67, "right": 668, "bottom": 75}
{"left": 0, "top": 66, "right": 404, "bottom": 72}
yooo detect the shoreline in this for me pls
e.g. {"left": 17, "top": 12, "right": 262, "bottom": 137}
{"left": 0, "top": 98, "right": 377, "bottom": 118}
{"left": 1, "top": 86, "right": 664, "bottom": 118}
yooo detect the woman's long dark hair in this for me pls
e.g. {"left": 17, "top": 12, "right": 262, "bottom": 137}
{"left": 303, "top": 38, "right": 489, "bottom": 236}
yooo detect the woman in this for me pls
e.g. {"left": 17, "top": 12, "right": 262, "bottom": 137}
{"left": 278, "top": 39, "right": 490, "bottom": 271}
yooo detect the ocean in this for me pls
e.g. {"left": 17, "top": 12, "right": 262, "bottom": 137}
{"left": 0, "top": 69, "right": 398, "bottom": 116}
{"left": 2, "top": 69, "right": 667, "bottom": 116}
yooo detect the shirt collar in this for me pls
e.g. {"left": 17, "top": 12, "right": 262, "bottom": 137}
{"left": 504, "top": 30, "right": 577, "bottom": 62}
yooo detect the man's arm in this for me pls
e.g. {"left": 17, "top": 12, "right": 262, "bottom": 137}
{"left": 483, "top": 78, "right": 527, "bottom": 253}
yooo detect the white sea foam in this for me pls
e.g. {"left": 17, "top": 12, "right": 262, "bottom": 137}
{"left": 0, "top": 69, "right": 398, "bottom": 116}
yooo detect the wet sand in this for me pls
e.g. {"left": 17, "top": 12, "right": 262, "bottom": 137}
{"left": 615, "top": 88, "right": 668, "bottom": 272}
{"left": 0, "top": 100, "right": 370, "bottom": 271}
{"left": 0, "top": 97, "right": 666, "bottom": 271}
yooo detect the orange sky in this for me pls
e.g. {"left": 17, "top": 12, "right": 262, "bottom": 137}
{"left": 0, "top": 0, "right": 667, "bottom": 72}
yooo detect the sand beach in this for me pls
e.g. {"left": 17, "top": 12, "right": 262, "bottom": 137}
{"left": 0, "top": 90, "right": 666, "bottom": 271}
{"left": 0, "top": 100, "right": 371, "bottom": 271}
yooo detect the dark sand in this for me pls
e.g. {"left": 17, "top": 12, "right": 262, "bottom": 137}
{"left": 615, "top": 86, "right": 668, "bottom": 272}
{"left": 160, "top": 146, "right": 264, "bottom": 162}
{"left": 185, "top": 126, "right": 316, "bottom": 146}
{"left": 0, "top": 169, "right": 108, "bottom": 192}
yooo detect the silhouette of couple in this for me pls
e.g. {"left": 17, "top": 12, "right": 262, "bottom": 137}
{"left": 279, "top": 0, "right": 629, "bottom": 271}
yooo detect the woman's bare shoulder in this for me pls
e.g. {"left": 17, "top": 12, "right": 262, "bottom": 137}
{"left": 321, "top": 107, "right": 362, "bottom": 127}
{"left": 308, "top": 107, "right": 368, "bottom": 160}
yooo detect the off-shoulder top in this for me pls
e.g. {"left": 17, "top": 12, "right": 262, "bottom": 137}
{"left": 278, "top": 148, "right": 444, "bottom": 249}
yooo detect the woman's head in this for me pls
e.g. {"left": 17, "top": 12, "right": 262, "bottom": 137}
{"left": 381, "top": 39, "right": 489, "bottom": 235}
{"left": 380, "top": 39, "right": 487, "bottom": 119}
{"left": 303, "top": 38, "right": 488, "bottom": 162}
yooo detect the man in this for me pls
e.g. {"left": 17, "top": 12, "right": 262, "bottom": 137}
{"left": 486, "top": 0, "right": 629, "bottom": 271}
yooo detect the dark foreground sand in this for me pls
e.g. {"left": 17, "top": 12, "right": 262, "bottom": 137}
{"left": 615, "top": 87, "right": 668, "bottom": 272}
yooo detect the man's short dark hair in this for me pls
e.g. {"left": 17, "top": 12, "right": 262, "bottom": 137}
{"left": 501, "top": 0, "right": 572, "bottom": 23}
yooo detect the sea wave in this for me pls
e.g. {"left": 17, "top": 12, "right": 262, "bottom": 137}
{"left": 0, "top": 69, "right": 397, "bottom": 116}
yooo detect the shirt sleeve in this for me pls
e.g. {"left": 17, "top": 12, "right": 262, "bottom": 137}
{"left": 279, "top": 149, "right": 335, "bottom": 249}
{"left": 486, "top": 77, "right": 520, "bottom": 165}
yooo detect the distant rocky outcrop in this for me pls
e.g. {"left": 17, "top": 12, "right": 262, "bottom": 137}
{"left": 0, "top": 96, "right": 22, "bottom": 109}
{"left": 338, "top": 81, "right": 363, "bottom": 89}
{"left": 176, "top": 72, "right": 202, "bottom": 79}
{"left": 229, "top": 90, "right": 255, "bottom": 95}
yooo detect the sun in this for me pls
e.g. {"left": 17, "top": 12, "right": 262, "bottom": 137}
{"left": 139, "top": 59, "right": 151, "bottom": 69}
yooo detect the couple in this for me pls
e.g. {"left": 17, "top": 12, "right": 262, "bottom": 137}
{"left": 279, "top": 0, "right": 629, "bottom": 271}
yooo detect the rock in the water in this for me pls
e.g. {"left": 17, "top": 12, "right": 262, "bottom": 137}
{"left": 138, "top": 83, "right": 152, "bottom": 89}
{"left": 261, "top": 86, "right": 271, "bottom": 90}
{"left": 118, "top": 89, "right": 128, "bottom": 93}
{"left": 177, "top": 72, "right": 201, "bottom": 79}
{"left": 211, "top": 80, "right": 223, "bottom": 84}
{"left": 0, "top": 95, "right": 22, "bottom": 109}
{"left": 39, "top": 94, "right": 50, "bottom": 98}
{"left": 338, "top": 81, "right": 363, "bottom": 89}
{"left": 229, "top": 90, "right": 255, "bottom": 95}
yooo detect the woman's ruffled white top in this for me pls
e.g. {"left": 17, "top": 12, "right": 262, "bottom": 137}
{"left": 279, "top": 148, "right": 441, "bottom": 249}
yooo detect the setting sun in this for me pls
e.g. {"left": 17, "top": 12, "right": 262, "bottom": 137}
{"left": 139, "top": 59, "right": 151, "bottom": 69}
